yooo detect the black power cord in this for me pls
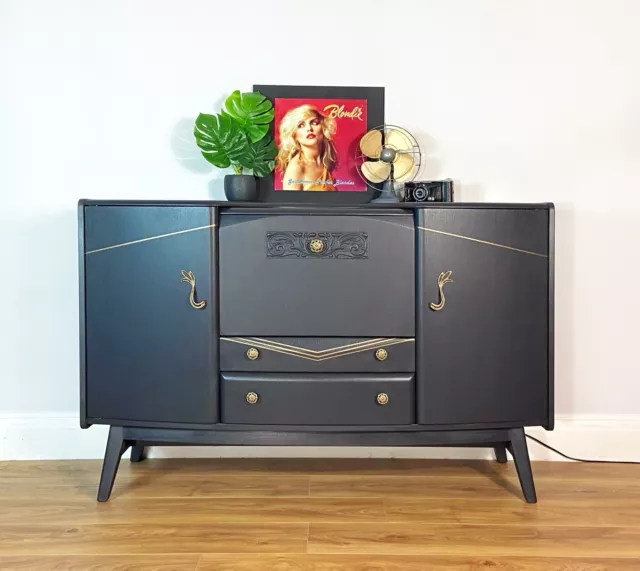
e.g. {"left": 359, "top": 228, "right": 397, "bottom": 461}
{"left": 525, "top": 433, "right": 640, "bottom": 465}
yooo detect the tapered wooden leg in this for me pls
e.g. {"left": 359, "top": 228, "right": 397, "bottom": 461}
{"left": 98, "top": 426, "right": 130, "bottom": 502}
{"left": 507, "top": 428, "right": 537, "bottom": 503}
{"left": 130, "top": 443, "right": 146, "bottom": 463}
{"left": 494, "top": 443, "right": 508, "bottom": 463}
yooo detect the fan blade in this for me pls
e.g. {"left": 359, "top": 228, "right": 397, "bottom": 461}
{"left": 362, "top": 160, "right": 391, "bottom": 183}
{"left": 359, "top": 129, "right": 382, "bottom": 158}
{"left": 385, "top": 128, "right": 413, "bottom": 152}
{"left": 393, "top": 152, "right": 416, "bottom": 182}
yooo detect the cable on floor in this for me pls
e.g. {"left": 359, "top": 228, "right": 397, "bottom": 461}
{"left": 525, "top": 433, "right": 640, "bottom": 465}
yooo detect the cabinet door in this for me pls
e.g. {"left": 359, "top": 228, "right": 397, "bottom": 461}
{"left": 416, "top": 208, "right": 551, "bottom": 427}
{"left": 82, "top": 205, "right": 217, "bottom": 425}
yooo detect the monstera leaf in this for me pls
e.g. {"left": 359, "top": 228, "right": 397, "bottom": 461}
{"left": 194, "top": 112, "right": 249, "bottom": 169}
{"left": 239, "top": 137, "right": 278, "bottom": 177}
{"left": 222, "top": 90, "right": 274, "bottom": 144}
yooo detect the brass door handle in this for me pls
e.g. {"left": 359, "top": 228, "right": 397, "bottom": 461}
{"left": 377, "top": 393, "right": 389, "bottom": 405}
{"left": 246, "top": 392, "right": 259, "bottom": 404}
{"left": 180, "top": 270, "right": 207, "bottom": 309}
{"left": 246, "top": 348, "right": 260, "bottom": 360}
{"left": 429, "top": 271, "right": 453, "bottom": 311}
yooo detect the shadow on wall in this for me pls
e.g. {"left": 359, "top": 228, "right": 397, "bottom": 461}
{"left": 552, "top": 203, "right": 575, "bottom": 415}
{"left": 456, "top": 183, "right": 485, "bottom": 202}
{"left": 4, "top": 207, "right": 81, "bottom": 412}
{"left": 413, "top": 130, "right": 442, "bottom": 181}
{"left": 169, "top": 95, "right": 230, "bottom": 200}
{"left": 170, "top": 117, "right": 212, "bottom": 176}
{"left": 411, "top": 129, "right": 484, "bottom": 202}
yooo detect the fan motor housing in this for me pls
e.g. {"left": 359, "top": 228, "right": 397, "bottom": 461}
{"left": 380, "top": 148, "right": 397, "bottom": 163}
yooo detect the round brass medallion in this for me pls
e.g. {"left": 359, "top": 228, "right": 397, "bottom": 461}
{"left": 310, "top": 239, "right": 325, "bottom": 253}
{"left": 246, "top": 347, "right": 260, "bottom": 360}
{"left": 376, "top": 393, "right": 389, "bottom": 405}
{"left": 375, "top": 348, "right": 388, "bottom": 361}
{"left": 246, "top": 392, "right": 259, "bottom": 404}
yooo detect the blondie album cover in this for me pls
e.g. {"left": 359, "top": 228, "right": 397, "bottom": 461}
{"left": 274, "top": 98, "right": 368, "bottom": 192}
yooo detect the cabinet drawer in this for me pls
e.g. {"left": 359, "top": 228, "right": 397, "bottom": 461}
{"left": 221, "top": 373, "right": 415, "bottom": 425}
{"left": 220, "top": 337, "right": 415, "bottom": 373}
{"left": 218, "top": 213, "right": 415, "bottom": 337}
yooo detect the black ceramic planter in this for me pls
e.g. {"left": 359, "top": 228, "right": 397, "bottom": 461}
{"left": 224, "top": 174, "right": 258, "bottom": 202}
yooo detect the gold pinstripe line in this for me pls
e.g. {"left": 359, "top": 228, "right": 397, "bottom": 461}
{"left": 417, "top": 226, "right": 547, "bottom": 258}
{"left": 85, "top": 224, "right": 217, "bottom": 254}
{"left": 221, "top": 337, "right": 414, "bottom": 361}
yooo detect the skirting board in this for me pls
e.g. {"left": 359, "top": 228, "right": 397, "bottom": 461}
{"left": 1, "top": 414, "right": 639, "bottom": 462}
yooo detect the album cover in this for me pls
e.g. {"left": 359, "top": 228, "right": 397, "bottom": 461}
{"left": 273, "top": 98, "right": 368, "bottom": 192}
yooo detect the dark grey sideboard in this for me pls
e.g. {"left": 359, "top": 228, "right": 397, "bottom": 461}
{"left": 78, "top": 200, "right": 554, "bottom": 502}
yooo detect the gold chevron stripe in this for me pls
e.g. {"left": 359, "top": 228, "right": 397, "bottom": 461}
{"left": 417, "top": 226, "right": 547, "bottom": 258}
{"left": 221, "top": 337, "right": 414, "bottom": 362}
{"left": 224, "top": 338, "right": 345, "bottom": 362}
{"left": 223, "top": 338, "right": 413, "bottom": 362}
{"left": 86, "top": 224, "right": 217, "bottom": 254}
{"left": 245, "top": 337, "right": 388, "bottom": 356}
{"left": 237, "top": 337, "right": 410, "bottom": 358}
{"left": 228, "top": 337, "right": 405, "bottom": 360}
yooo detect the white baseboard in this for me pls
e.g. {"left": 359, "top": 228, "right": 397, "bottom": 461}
{"left": 1, "top": 413, "right": 639, "bottom": 462}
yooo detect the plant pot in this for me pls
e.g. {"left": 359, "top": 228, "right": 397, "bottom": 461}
{"left": 224, "top": 174, "right": 258, "bottom": 202}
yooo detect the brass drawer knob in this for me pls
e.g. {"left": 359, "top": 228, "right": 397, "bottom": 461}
{"left": 376, "top": 393, "right": 389, "bottom": 406}
{"left": 246, "top": 392, "right": 259, "bottom": 404}
{"left": 375, "top": 348, "right": 388, "bottom": 361}
{"left": 246, "top": 347, "right": 260, "bottom": 360}
{"left": 309, "top": 239, "right": 325, "bottom": 253}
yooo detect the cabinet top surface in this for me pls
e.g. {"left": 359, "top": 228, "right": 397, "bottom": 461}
{"left": 79, "top": 199, "right": 554, "bottom": 210}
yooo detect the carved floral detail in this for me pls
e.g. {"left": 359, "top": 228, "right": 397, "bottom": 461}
{"left": 266, "top": 232, "right": 368, "bottom": 259}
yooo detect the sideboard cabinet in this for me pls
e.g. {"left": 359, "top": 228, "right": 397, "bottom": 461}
{"left": 78, "top": 200, "right": 554, "bottom": 503}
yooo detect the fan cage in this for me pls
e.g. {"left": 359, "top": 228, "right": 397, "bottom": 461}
{"left": 354, "top": 124, "right": 423, "bottom": 190}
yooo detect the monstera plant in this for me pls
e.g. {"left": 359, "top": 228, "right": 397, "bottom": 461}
{"left": 194, "top": 90, "right": 277, "bottom": 201}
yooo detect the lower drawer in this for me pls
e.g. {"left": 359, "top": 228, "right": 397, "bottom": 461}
{"left": 220, "top": 373, "right": 415, "bottom": 426}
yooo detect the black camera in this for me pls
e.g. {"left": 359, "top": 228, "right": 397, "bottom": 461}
{"left": 402, "top": 179, "right": 454, "bottom": 203}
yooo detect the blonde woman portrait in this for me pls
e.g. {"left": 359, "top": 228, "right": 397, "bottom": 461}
{"left": 275, "top": 104, "right": 338, "bottom": 191}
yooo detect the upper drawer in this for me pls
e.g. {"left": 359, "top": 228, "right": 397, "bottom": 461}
{"left": 220, "top": 336, "right": 415, "bottom": 373}
{"left": 218, "top": 213, "right": 415, "bottom": 337}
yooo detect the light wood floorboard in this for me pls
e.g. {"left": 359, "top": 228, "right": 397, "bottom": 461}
{"left": 0, "top": 458, "right": 638, "bottom": 570}
{"left": 196, "top": 554, "right": 640, "bottom": 571}
{"left": 0, "top": 556, "right": 200, "bottom": 570}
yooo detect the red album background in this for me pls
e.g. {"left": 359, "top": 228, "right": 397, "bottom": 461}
{"left": 273, "top": 97, "right": 368, "bottom": 191}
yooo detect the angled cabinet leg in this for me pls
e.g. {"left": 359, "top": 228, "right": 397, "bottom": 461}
{"left": 493, "top": 444, "right": 508, "bottom": 463}
{"left": 130, "top": 443, "right": 146, "bottom": 463}
{"left": 507, "top": 428, "right": 537, "bottom": 503}
{"left": 98, "top": 426, "right": 130, "bottom": 502}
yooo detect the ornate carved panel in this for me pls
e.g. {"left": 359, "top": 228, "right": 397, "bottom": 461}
{"left": 266, "top": 231, "right": 368, "bottom": 259}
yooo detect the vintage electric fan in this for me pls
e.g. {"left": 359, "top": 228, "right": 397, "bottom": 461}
{"left": 355, "top": 124, "right": 422, "bottom": 200}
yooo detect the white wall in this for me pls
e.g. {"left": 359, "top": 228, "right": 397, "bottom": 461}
{"left": 2, "top": 0, "right": 640, "bottom": 459}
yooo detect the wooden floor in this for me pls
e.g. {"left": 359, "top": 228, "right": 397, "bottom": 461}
{"left": 0, "top": 457, "right": 639, "bottom": 570}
